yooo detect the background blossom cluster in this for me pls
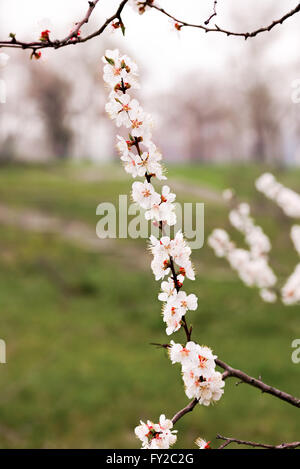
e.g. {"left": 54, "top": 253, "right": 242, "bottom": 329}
{"left": 208, "top": 201, "right": 277, "bottom": 303}
{"left": 255, "top": 173, "right": 300, "bottom": 305}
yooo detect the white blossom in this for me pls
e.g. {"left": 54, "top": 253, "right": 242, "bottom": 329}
{"left": 132, "top": 180, "right": 156, "bottom": 209}
{"left": 162, "top": 292, "right": 197, "bottom": 335}
{"left": 256, "top": 173, "right": 300, "bottom": 218}
{"left": 105, "top": 94, "right": 133, "bottom": 127}
{"left": 282, "top": 264, "right": 300, "bottom": 305}
{"left": 145, "top": 186, "right": 176, "bottom": 225}
{"left": 195, "top": 437, "right": 211, "bottom": 449}
{"left": 222, "top": 188, "right": 234, "bottom": 202}
{"left": 103, "top": 50, "right": 139, "bottom": 90}
{"left": 208, "top": 229, "right": 233, "bottom": 257}
{"left": 260, "top": 288, "right": 277, "bottom": 303}
{"left": 291, "top": 225, "right": 300, "bottom": 256}
{"left": 169, "top": 341, "right": 224, "bottom": 406}
{"left": 135, "top": 414, "right": 177, "bottom": 449}
{"left": 158, "top": 278, "right": 177, "bottom": 302}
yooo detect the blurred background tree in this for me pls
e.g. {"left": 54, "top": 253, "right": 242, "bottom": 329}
{"left": 28, "top": 66, "right": 73, "bottom": 160}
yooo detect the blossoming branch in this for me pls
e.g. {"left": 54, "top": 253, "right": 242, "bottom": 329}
{"left": 103, "top": 48, "right": 225, "bottom": 449}
{"left": 102, "top": 50, "right": 300, "bottom": 450}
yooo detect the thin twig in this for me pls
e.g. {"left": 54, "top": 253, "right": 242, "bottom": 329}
{"left": 216, "top": 358, "right": 300, "bottom": 408}
{"left": 172, "top": 398, "right": 198, "bottom": 425}
{"left": 0, "top": 0, "right": 129, "bottom": 52}
{"left": 204, "top": 1, "right": 218, "bottom": 26}
{"left": 146, "top": 1, "right": 300, "bottom": 40}
{"left": 216, "top": 434, "right": 300, "bottom": 449}
{"left": 61, "top": 0, "right": 100, "bottom": 43}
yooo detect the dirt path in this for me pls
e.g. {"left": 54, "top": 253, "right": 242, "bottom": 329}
{"left": 0, "top": 204, "right": 149, "bottom": 270}
{"left": 171, "top": 179, "right": 224, "bottom": 204}
{"left": 0, "top": 177, "right": 221, "bottom": 270}
{"left": 76, "top": 168, "right": 224, "bottom": 205}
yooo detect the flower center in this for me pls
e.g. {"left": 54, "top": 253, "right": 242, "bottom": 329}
{"left": 113, "top": 67, "right": 121, "bottom": 76}
{"left": 142, "top": 189, "right": 151, "bottom": 198}
{"left": 198, "top": 355, "right": 208, "bottom": 368}
{"left": 132, "top": 119, "right": 143, "bottom": 128}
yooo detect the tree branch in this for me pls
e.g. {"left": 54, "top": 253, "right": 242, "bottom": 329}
{"left": 204, "top": 1, "right": 218, "bottom": 26}
{"left": 172, "top": 398, "right": 198, "bottom": 425}
{"left": 216, "top": 358, "right": 300, "bottom": 408}
{"left": 146, "top": 1, "right": 300, "bottom": 40}
{"left": 60, "top": 0, "right": 100, "bottom": 43}
{"left": 149, "top": 341, "right": 300, "bottom": 427}
{"left": 216, "top": 434, "right": 300, "bottom": 449}
{"left": 170, "top": 362, "right": 299, "bottom": 426}
{"left": 0, "top": 0, "right": 300, "bottom": 53}
{"left": 0, "top": 0, "right": 129, "bottom": 52}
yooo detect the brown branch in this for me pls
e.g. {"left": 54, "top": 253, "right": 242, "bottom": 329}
{"left": 216, "top": 358, "right": 300, "bottom": 408}
{"left": 204, "top": 1, "right": 218, "bottom": 26}
{"left": 172, "top": 398, "right": 198, "bottom": 425}
{"left": 216, "top": 434, "right": 300, "bottom": 450}
{"left": 168, "top": 256, "right": 192, "bottom": 342}
{"left": 146, "top": 1, "right": 300, "bottom": 40}
{"left": 0, "top": 0, "right": 129, "bottom": 52}
{"left": 0, "top": 0, "right": 300, "bottom": 52}
{"left": 170, "top": 363, "right": 299, "bottom": 443}
{"left": 153, "top": 342, "right": 300, "bottom": 412}
{"left": 61, "top": 0, "right": 100, "bottom": 43}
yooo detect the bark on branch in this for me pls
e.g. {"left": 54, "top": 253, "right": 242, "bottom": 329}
{"left": 146, "top": 1, "right": 300, "bottom": 40}
{"left": 0, "top": 0, "right": 129, "bottom": 52}
{"left": 216, "top": 434, "right": 300, "bottom": 449}
{"left": 216, "top": 358, "right": 300, "bottom": 408}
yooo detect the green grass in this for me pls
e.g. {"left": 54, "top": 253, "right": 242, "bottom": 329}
{"left": 0, "top": 162, "right": 299, "bottom": 448}
{"left": 169, "top": 163, "right": 300, "bottom": 199}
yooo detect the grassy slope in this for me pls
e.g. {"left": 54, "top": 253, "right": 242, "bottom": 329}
{"left": 0, "top": 163, "right": 299, "bottom": 448}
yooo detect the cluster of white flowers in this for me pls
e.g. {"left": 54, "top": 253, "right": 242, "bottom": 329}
{"left": 132, "top": 182, "right": 176, "bottom": 225}
{"left": 135, "top": 414, "right": 177, "bottom": 449}
{"left": 103, "top": 49, "right": 223, "bottom": 449}
{"left": 103, "top": 49, "right": 196, "bottom": 335}
{"left": 256, "top": 173, "right": 300, "bottom": 218}
{"left": 169, "top": 341, "right": 225, "bottom": 406}
{"left": 208, "top": 202, "right": 277, "bottom": 303}
{"left": 256, "top": 173, "right": 300, "bottom": 305}
{"left": 150, "top": 232, "right": 196, "bottom": 334}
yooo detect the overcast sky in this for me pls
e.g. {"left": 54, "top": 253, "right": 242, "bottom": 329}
{"left": 1, "top": 0, "right": 299, "bottom": 162}
{"left": 0, "top": 0, "right": 299, "bottom": 91}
